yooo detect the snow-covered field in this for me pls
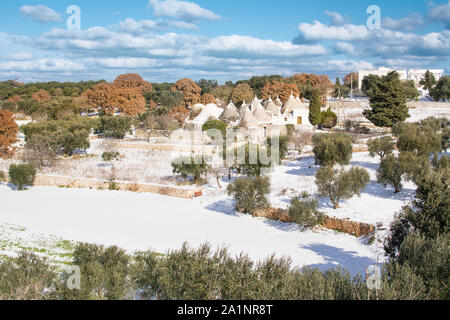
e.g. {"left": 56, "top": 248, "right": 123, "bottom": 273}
{"left": 0, "top": 151, "right": 415, "bottom": 276}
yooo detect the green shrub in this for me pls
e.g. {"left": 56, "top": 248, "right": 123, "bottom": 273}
{"left": 288, "top": 192, "right": 324, "bottom": 228}
{"left": 102, "top": 151, "right": 120, "bottom": 162}
{"left": 21, "top": 118, "right": 95, "bottom": 155}
{"left": 394, "top": 232, "right": 449, "bottom": 300}
{"left": 202, "top": 119, "right": 227, "bottom": 138}
{"left": 0, "top": 251, "right": 57, "bottom": 300}
{"left": 172, "top": 155, "right": 210, "bottom": 184}
{"left": 312, "top": 133, "right": 353, "bottom": 166}
{"left": 0, "top": 170, "right": 5, "bottom": 181}
{"left": 8, "top": 164, "right": 37, "bottom": 190}
{"left": 227, "top": 176, "right": 270, "bottom": 214}
{"left": 58, "top": 243, "right": 130, "bottom": 300}
{"left": 97, "top": 115, "right": 133, "bottom": 139}
{"left": 320, "top": 108, "right": 337, "bottom": 129}
{"left": 266, "top": 135, "right": 290, "bottom": 162}
{"left": 393, "top": 122, "right": 442, "bottom": 156}
{"left": 316, "top": 166, "right": 370, "bottom": 209}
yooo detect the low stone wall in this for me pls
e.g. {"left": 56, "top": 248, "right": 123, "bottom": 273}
{"left": 33, "top": 174, "right": 203, "bottom": 199}
{"left": 252, "top": 207, "right": 374, "bottom": 237}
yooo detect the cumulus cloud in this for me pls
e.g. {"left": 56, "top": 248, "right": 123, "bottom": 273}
{"left": 0, "top": 58, "right": 85, "bottom": 72}
{"left": 428, "top": 0, "right": 450, "bottom": 28}
{"left": 2, "top": 52, "right": 34, "bottom": 61}
{"left": 298, "top": 21, "right": 369, "bottom": 41}
{"left": 205, "top": 35, "right": 327, "bottom": 58}
{"left": 20, "top": 5, "right": 61, "bottom": 23}
{"left": 335, "top": 42, "right": 358, "bottom": 56}
{"left": 116, "top": 18, "right": 197, "bottom": 34}
{"left": 148, "top": 0, "right": 221, "bottom": 22}
{"left": 382, "top": 13, "right": 424, "bottom": 31}
{"left": 324, "top": 11, "right": 349, "bottom": 26}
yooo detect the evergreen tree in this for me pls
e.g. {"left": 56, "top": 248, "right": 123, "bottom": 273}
{"left": 419, "top": 70, "right": 437, "bottom": 92}
{"left": 363, "top": 71, "right": 410, "bottom": 128}
{"left": 430, "top": 76, "right": 450, "bottom": 102}
{"left": 308, "top": 90, "right": 322, "bottom": 126}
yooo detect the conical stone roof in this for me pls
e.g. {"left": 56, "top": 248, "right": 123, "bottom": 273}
{"left": 265, "top": 98, "right": 280, "bottom": 117}
{"left": 238, "top": 109, "right": 259, "bottom": 128}
{"left": 219, "top": 101, "right": 240, "bottom": 122}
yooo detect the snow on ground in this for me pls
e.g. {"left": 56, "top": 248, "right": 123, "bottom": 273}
{"left": 270, "top": 152, "right": 415, "bottom": 226}
{"left": 0, "top": 182, "right": 386, "bottom": 276}
{"left": 0, "top": 221, "right": 75, "bottom": 267}
{"left": 0, "top": 147, "right": 419, "bottom": 277}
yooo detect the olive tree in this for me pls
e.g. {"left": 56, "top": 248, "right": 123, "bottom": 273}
{"left": 315, "top": 166, "right": 370, "bottom": 209}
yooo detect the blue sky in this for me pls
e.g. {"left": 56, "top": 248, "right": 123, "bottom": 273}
{"left": 0, "top": 0, "right": 449, "bottom": 83}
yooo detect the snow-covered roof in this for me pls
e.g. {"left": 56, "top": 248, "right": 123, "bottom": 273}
{"left": 192, "top": 103, "right": 224, "bottom": 125}
{"left": 219, "top": 101, "right": 240, "bottom": 122}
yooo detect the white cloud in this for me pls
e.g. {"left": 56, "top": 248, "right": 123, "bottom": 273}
{"left": 0, "top": 58, "right": 85, "bottom": 72}
{"left": 205, "top": 35, "right": 327, "bottom": 58}
{"left": 116, "top": 18, "right": 197, "bottom": 34}
{"left": 148, "top": 0, "right": 221, "bottom": 21}
{"left": 298, "top": 21, "right": 369, "bottom": 41}
{"left": 324, "top": 11, "right": 349, "bottom": 26}
{"left": 2, "top": 52, "right": 34, "bottom": 61}
{"left": 20, "top": 5, "right": 61, "bottom": 23}
{"left": 382, "top": 13, "right": 424, "bottom": 31}
{"left": 335, "top": 42, "right": 358, "bottom": 56}
{"left": 428, "top": 1, "right": 450, "bottom": 28}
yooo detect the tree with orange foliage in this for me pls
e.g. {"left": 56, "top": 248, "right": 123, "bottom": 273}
{"left": 288, "top": 73, "right": 332, "bottom": 101}
{"left": 0, "top": 110, "right": 18, "bottom": 159}
{"left": 115, "top": 87, "right": 147, "bottom": 116}
{"left": 169, "top": 105, "right": 190, "bottom": 125}
{"left": 8, "top": 95, "right": 22, "bottom": 103}
{"left": 31, "top": 89, "right": 51, "bottom": 102}
{"left": 85, "top": 82, "right": 118, "bottom": 115}
{"left": 171, "top": 78, "right": 202, "bottom": 108}
{"left": 343, "top": 72, "right": 358, "bottom": 89}
{"left": 200, "top": 93, "right": 216, "bottom": 105}
{"left": 232, "top": 83, "right": 254, "bottom": 106}
{"left": 261, "top": 81, "right": 300, "bottom": 104}
{"left": 113, "top": 73, "right": 152, "bottom": 93}
{"left": 113, "top": 74, "right": 151, "bottom": 116}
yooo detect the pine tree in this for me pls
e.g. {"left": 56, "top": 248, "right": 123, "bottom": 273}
{"left": 419, "top": 70, "right": 437, "bottom": 92}
{"left": 363, "top": 71, "right": 410, "bottom": 128}
{"left": 308, "top": 90, "right": 322, "bottom": 126}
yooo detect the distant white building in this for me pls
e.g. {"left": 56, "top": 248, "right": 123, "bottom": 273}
{"left": 358, "top": 66, "right": 445, "bottom": 91}
{"left": 358, "top": 67, "right": 407, "bottom": 90}
{"left": 408, "top": 69, "right": 444, "bottom": 88}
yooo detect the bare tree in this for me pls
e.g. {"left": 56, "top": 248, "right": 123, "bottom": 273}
{"left": 23, "top": 134, "right": 58, "bottom": 169}
{"left": 157, "top": 114, "right": 178, "bottom": 138}
{"left": 141, "top": 113, "right": 158, "bottom": 142}
{"left": 291, "top": 130, "right": 314, "bottom": 154}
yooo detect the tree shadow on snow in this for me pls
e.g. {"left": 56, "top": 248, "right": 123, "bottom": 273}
{"left": 205, "top": 199, "right": 240, "bottom": 216}
{"left": 284, "top": 157, "right": 318, "bottom": 177}
{"left": 362, "top": 181, "right": 415, "bottom": 200}
{"left": 299, "top": 243, "right": 377, "bottom": 276}
{"left": 350, "top": 160, "right": 380, "bottom": 172}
